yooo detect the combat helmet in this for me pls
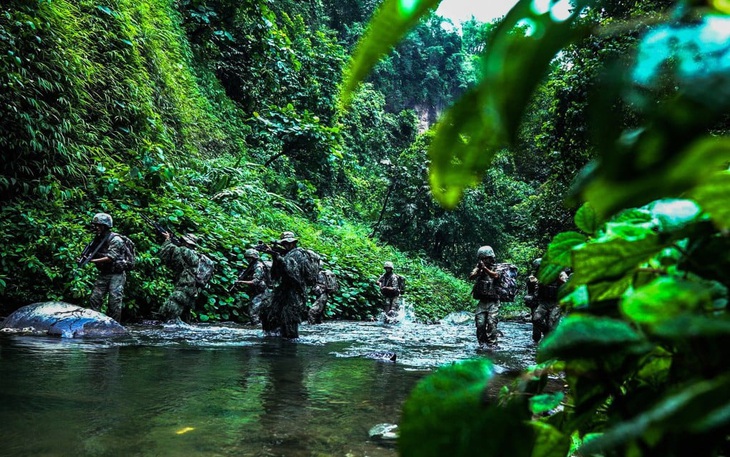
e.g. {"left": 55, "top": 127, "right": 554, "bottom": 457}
{"left": 91, "top": 213, "right": 113, "bottom": 228}
{"left": 279, "top": 231, "right": 298, "bottom": 243}
{"left": 532, "top": 258, "right": 542, "bottom": 271}
{"left": 181, "top": 233, "right": 199, "bottom": 247}
{"left": 244, "top": 248, "right": 259, "bottom": 259}
{"left": 477, "top": 245, "right": 495, "bottom": 259}
{"left": 384, "top": 261, "right": 394, "bottom": 270}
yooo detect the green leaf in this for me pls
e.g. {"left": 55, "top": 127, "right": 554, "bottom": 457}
{"left": 400, "top": 359, "right": 535, "bottom": 457}
{"left": 530, "top": 392, "right": 564, "bottom": 415}
{"left": 652, "top": 314, "right": 730, "bottom": 340}
{"left": 530, "top": 421, "right": 571, "bottom": 457}
{"left": 571, "top": 234, "right": 660, "bottom": 285}
{"left": 579, "top": 374, "right": 730, "bottom": 455}
{"left": 621, "top": 276, "right": 712, "bottom": 325}
{"left": 692, "top": 171, "right": 730, "bottom": 231}
{"left": 340, "top": 0, "right": 441, "bottom": 105}
{"left": 537, "top": 315, "right": 647, "bottom": 362}
{"left": 428, "top": 0, "right": 597, "bottom": 207}
{"left": 574, "top": 202, "right": 600, "bottom": 235}
{"left": 586, "top": 274, "right": 633, "bottom": 301}
{"left": 538, "top": 232, "right": 585, "bottom": 283}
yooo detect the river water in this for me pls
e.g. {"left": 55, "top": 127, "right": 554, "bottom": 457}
{"left": 0, "top": 313, "right": 536, "bottom": 457}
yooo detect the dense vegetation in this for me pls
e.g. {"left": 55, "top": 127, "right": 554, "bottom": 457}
{"left": 0, "top": 0, "right": 507, "bottom": 322}
{"left": 342, "top": 0, "right": 729, "bottom": 455}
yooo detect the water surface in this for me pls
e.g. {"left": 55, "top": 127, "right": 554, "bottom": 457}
{"left": 0, "top": 317, "right": 535, "bottom": 457}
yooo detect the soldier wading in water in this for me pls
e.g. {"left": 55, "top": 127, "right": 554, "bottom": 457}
{"left": 258, "top": 231, "right": 319, "bottom": 339}
{"left": 157, "top": 231, "right": 202, "bottom": 323}
{"left": 232, "top": 248, "right": 271, "bottom": 325}
{"left": 525, "top": 258, "right": 568, "bottom": 343}
{"left": 81, "top": 213, "right": 128, "bottom": 322}
{"left": 469, "top": 245, "right": 502, "bottom": 349}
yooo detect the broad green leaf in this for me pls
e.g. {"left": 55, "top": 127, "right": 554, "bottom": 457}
{"left": 652, "top": 314, "right": 730, "bottom": 340}
{"left": 579, "top": 374, "right": 730, "bottom": 455}
{"left": 574, "top": 202, "right": 600, "bottom": 235}
{"left": 530, "top": 392, "right": 564, "bottom": 415}
{"left": 340, "top": 0, "right": 441, "bottom": 105}
{"left": 537, "top": 315, "right": 647, "bottom": 362}
{"left": 530, "top": 421, "right": 571, "bottom": 457}
{"left": 586, "top": 274, "right": 633, "bottom": 301}
{"left": 547, "top": 232, "right": 586, "bottom": 267}
{"left": 538, "top": 232, "right": 585, "bottom": 284}
{"left": 400, "top": 359, "right": 534, "bottom": 457}
{"left": 571, "top": 234, "right": 661, "bottom": 285}
{"left": 691, "top": 171, "right": 730, "bottom": 231}
{"left": 429, "top": 0, "right": 597, "bottom": 207}
{"left": 621, "top": 276, "right": 712, "bottom": 325}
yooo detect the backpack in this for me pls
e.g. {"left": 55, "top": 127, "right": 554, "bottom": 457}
{"left": 494, "top": 263, "right": 519, "bottom": 302}
{"left": 322, "top": 270, "right": 338, "bottom": 293}
{"left": 195, "top": 254, "right": 216, "bottom": 288}
{"left": 299, "top": 249, "right": 321, "bottom": 287}
{"left": 261, "top": 260, "right": 273, "bottom": 288}
{"left": 111, "top": 233, "right": 136, "bottom": 273}
{"left": 396, "top": 274, "right": 405, "bottom": 295}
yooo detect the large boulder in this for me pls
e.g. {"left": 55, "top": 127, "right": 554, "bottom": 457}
{"left": 0, "top": 301, "right": 128, "bottom": 338}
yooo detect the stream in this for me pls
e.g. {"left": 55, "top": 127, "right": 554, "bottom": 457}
{"left": 0, "top": 312, "right": 536, "bottom": 457}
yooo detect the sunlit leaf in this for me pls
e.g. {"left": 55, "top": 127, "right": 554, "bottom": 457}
{"left": 691, "top": 171, "right": 730, "bottom": 231}
{"left": 429, "top": 0, "right": 597, "bottom": 207}
{"left": 571, "top": 234, "right": 661, "bottom": 285}
{"left": 538, "top": 315, "right": 648, "bottom": 362}
{"left": 340, "top": 0, "right": 441, "bottom": 105}
{"left": 574, "top": 202, "right": 600, "bottom": 235}
{"left": 530, "top": 392, "right": 564, "bottom": 414}
{"left": 621, "top": 276, "right": 712, "bottom": 325}
{"left": 538, "top": 232, "right": 585, "bottom": 283}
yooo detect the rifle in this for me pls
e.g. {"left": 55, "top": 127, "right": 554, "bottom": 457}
{"left": 253, "top": 240, "right": 287, "bottom": 256}
{"left": 78, "top": 232, "right": 112, "bottom": 268}
{"left": 141, "top": 214, "right": 182, "bottom": 245}
{"left": 228, "top": 262, "right": 256, "bottom": 294}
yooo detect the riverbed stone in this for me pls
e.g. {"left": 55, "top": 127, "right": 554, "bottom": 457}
{"left": 0, "top": 301, "right": 128, "bottom": 338}
{"left": 369, "top": 423, "right": 399, "bottom": 441}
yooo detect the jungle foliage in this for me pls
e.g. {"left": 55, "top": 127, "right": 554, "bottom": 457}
{"left": 0, "top": 0, "right": 479, "bottom": 323}
{"left": 343, "top": 0, "right": 729, "bottom": 455}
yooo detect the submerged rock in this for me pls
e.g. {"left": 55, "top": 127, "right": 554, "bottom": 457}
{"left": 363, "top": 351, "right": 397, "bottom": 362}
{"left": 439, "top": 310, "right": 473, "bottom": 325}
{"left": 0, "top": 301, "right": 128, "bottom": 338}
{"left": 369, "top": 423, "right": 399, "bottom": 441}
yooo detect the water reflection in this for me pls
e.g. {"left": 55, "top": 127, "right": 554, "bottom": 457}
{"left": 0, "top": 318, "right": 536, "bottom": 456}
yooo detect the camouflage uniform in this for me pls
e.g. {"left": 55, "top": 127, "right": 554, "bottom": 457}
{"left": 89, "top": 233, "right": 127, "bottom": 322}
{"left": 261, "top": 232, "right": 319, "bottom": 339}
{"left": 377, "top": 263, "right": 403, "bottom": 322}
{"left": 308, "top": 269, "right": 337, "bottom": 325}
{"left": 529, "top": 260, "right": 568, "bottom": 343}
{"left": 158, "top": 238, "right": 201, "bottom": 321}
{"left": 469, "top": 246, "right": 501, "bottom": 347}
{"left": 238, "top": 251, "right": 271, "bottom": 325}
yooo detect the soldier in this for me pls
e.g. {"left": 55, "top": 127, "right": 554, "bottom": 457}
{"left": 527, "top": 258, "right": 568, "bottom": 343}
{"left": 157, "top": 231, "right": 202, "bottom": 322}
{"left": 469, "top": 245, "right": 501, "bottom": 349}
{"left": 259, "top": 231, "right": 319, "bottom": 338}
{"left": 376, "top": 261, "right": 404, "bottom": 323}
{"left": 308, "top": 262, "right": 338, "bottom": 325}
{"left": 234, "top": 248, "right": 271, "bottom": 325}
{"left": 83, "top": 213, "right": 127, "bottom": 322}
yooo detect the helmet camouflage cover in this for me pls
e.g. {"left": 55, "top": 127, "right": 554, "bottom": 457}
{"left": 91, "top": 213, "right": 113, "bottom": 228}
{"left": 244, "top": 248, "right": 259, "bottom": 259}
{"left": 384, "top": 261, "right": 394, "bottom": 270}
{"left": 477, "top": 246, "right": 495, "bottom": 259}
